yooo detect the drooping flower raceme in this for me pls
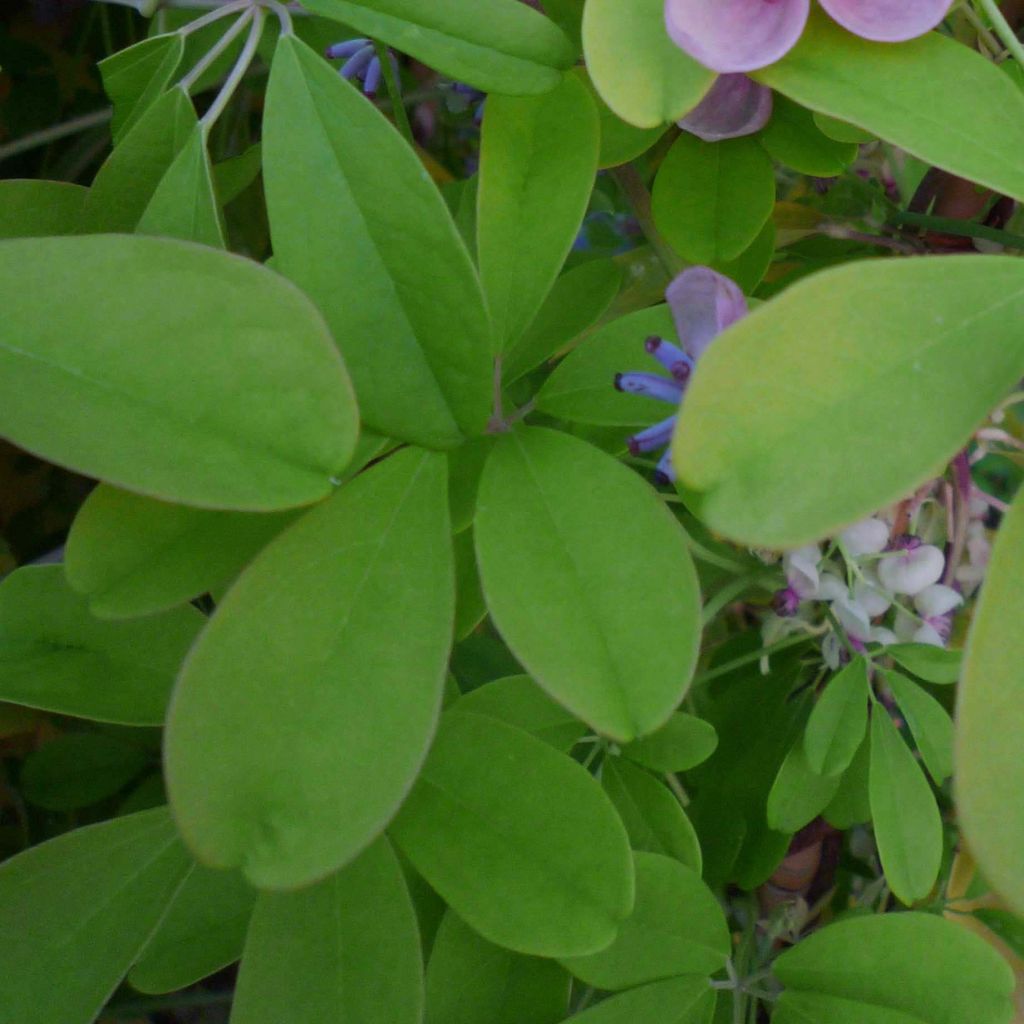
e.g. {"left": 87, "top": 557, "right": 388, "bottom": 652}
{"left": 664, "top": 0, "right": 953, "bottom": 74}
{"left": 326, "top": 38, "right": 399, "bottom": 97}
{"left": 614, "top": 267, "right": 747, "bottom": 484}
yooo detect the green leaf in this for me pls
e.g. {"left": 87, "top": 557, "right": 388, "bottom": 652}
{"left": 804, "top": 657, "right": 869, "bottom": 776}
{"left": 426, "top": 910, "right": 571, "bottom": 1024}
{"left": 652, "top": 133, "right": 775, "bottom": 265}
{"left": 231, "top": 837, "right": 423, "bottom": 1024}
{"left": 562, "top": 976, "right": 716, "bottom": 1023}
{"left": 165, "top": 449, "right": 453, "bottom": 890}
{"left": 621, "top": 712, "right": 718, "bottom": 773}
{"left": 766, "top": 737, "right": 842, "bottom": 833}
{"left": 213, "top": 142, "right": 262, "bottom": 206}
{"left": 536, "top": 305, "right": 677, "bottom": 425}
{"left": 957, "top": 488, "right": 1024, "bottom": 916}
{"left": 100, "top": 33, "right": 184, "bottom": 143}
{"left": 823, "top": 733, "right": 871, "bottom": 829}
{"left": 506, "top": 258, "right": 623, "bottom": 383}
{"left": 298, "top": 0, "right": 575, "bottom": 95}
{"left": 454, "top": 528, "right": 487, "bottom": 640}
{"left": 447, "top": 436, "right": 492, "bottom": 533}
{"left": 602, "top": 757, "right": 703, "bottom": 873}
{"left": 755, "top": 10, "right": 1024, "bottom": 204}
{"left": 869, "top": 709, "right": 942, "bottom": 905}
{"left": 685, "top": 660, "right": 807, "bottom": 889}
{"left": 263, "top": 35, "right": 491, "bottom": 447}
{"left": 711, "top": 218, "right": 775, "bottom": 294}
{"left": 574, "top": 68, "right": 667, "bottom": 170}
{"left": 0, "top": 808, "right": 192, "bottom": 1024}
{"left": 81, "top": 86, "right": 196, "bottom": 233}
{"left": 759, "top": 95, "right": 859, "bottom": 177}
{"left": 772, "top": 912, "right": 1015, "bottom": 1024}
{"left": 65, "top": 485, "right": 298, "bottom": 619}
{"left": 674, "top": 256, "right": 1024, "bottom": 547}
{"left": 390, "top": 710, "right": 634, "bottom": 957}
{"left": 454, "top": 674, "right": 587, "bottom": 751}
{"left": 479, "top": 72, "right": 599, "bottom": 351}
{"left": 889, "top": 643, "right": 961, "bottom": 684}
{"left": 884, "top": 671, "right": 953, "bottom": 785}
{"left": 582, "top": 0, "right": 714, "bottom": 129}
{"left": 129, "top": 865, "right": 255, "bottom": 994}
{"left": 812, "top": 111, "right": 876, "bottom": 145}
{"left": 475, "top": 428, "right": 701, "bottom": 742}
{"left": 20, "top": 733, "right": 150, "bottom": 811}
{"left": 0, "top": 234, "right": 358, "bottom": 510}
{"left": 137, "top": 125, "right": 225, "bottom": 247}
{"left": 0, "top": 566, "right": 202, "bottom": 725}
{"left": 0, "top": 180, "right": 87, "bottom": 238}
{"left": 560, "top": 852, "right": 729, "bottom": 990}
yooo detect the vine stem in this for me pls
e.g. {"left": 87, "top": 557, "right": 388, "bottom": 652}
{"left": 977, "top": 0, "right": 1024, "bottom": 66}
{"left": 199, "top": 7, "right": 266, "bottom": 133}
{"left": 692, "top": 633, "right": 810, "bottom": 686}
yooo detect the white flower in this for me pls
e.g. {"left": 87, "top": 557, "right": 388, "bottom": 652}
{"left": 854, "top": 573, "right": 892, "bottom": 618}
{"left": 832, "top": 594, "right": 872, "bottom": 642}
{"left": 877, "top": 544, "right": 945, "bottom": 596}
{"left": 871, "top": 626, "right": 898, "bottom": 646}
{"left": 914, "top": 584, "right": 963, "bottom": 620}
{"left": 913, "top": 621, "right": 946, "bottom": 647}
{"left": 784, "top": 544, "right": 821, "bottom": 599}
{"left": 816, "top": 573, "right": 847, "bottom": 602}
{"left": 840, "top": 517, "right": 890, "bottom": 557}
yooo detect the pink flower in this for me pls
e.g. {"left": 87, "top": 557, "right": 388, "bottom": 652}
{"left": 664, "top": 0, "right": 952, "bottom": 74}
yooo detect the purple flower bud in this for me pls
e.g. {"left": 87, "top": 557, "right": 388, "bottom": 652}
{"left": 652, "top": 449, "right": 676, "bottom": 486}
{"left": 614, "top": 372, "right": 686, "bottom": 405}
{"left": 363, "top": 55, "right": 383, "bottom": 97}
{"left": 772, "top": 586, "right": 801, "bottom": 617}
{"left": 627, "top": 415, "right": 677, "bottom": 455}
{"left": 888, "top": 533, "right": 923, "bottom": 553}
{"left": 326, "top": 38, "right": 370, "bottom": 60}
{"left": 341, "top": 46, "right": 375, "bottom": 81}
{"left": 644, "top": 336, "right": 695, "bottom": 382}
{"left": 678, "top": 74, "right": 773, "bottom": 143}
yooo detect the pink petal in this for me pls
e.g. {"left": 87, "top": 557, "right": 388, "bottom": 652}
{"left": 665, "top": 266, "right": 748, "bottom": 361}
{"left": 664, "top": 0, "right": 810, "bottom": 74}
{"left": 818, "top": 0, "right": 951, "bottom": 42}
{"left": 678, "top": 74, "right": 773, "bottom": 142}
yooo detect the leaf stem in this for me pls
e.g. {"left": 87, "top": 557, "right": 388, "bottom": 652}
{"left": 178, "top": 0, "right": 249, "bottom": 35}
{"left": 199, "top": 7, "right": 266, "bottom": 134}
{"left": 178, "top": 5, "right": 253, "bottom": 93}
{"left": 373, "top": 40, "right": 414, "bottom": 146}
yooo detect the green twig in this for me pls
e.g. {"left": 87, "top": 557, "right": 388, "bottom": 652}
{"left": 0, "top": 108, "right": 112, "bottom": 165}
{"left": 890, "top": 210, "right": 1024, "bottom": 251}
{"left": 611, "top": 164, "right": 685, "bottom": 277}
{"left": 692, "top": 633, "right": 811, "bottom": 686}
{"left": 976, "top": 0, "right": 1024, "bottom": 66}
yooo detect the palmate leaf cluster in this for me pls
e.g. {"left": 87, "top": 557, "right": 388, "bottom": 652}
{"left": 0, "top": 1, "right": 1023, "bottom": 1022}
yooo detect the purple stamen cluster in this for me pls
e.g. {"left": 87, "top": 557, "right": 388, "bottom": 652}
{"left": 326, "top": 38, "right": 399, "bottom": 98}
{"left": 614, "top": 335, "right": 692, "bottom": 486}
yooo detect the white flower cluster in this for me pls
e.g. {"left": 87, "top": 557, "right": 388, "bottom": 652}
{"left": 764, "top": 515, "right": 965, "bottom": 669}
